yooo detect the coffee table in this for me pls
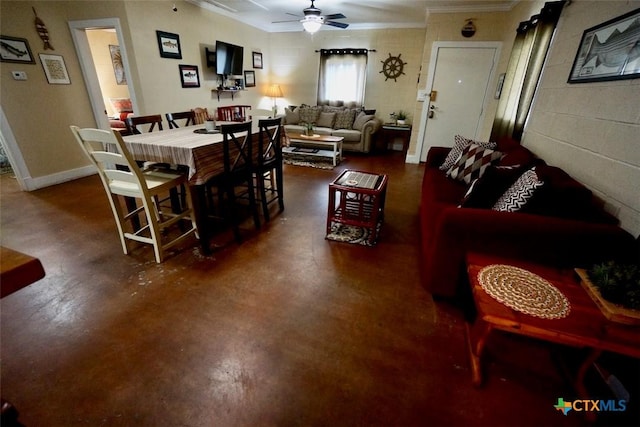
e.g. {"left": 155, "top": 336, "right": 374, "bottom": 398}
{"left": 284, "top": 133, "right": 344, "bottom": 166}
{"left": 465, "top": 252, "right": 640, "bottom": 402}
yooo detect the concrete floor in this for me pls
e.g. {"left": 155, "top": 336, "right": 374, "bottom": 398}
{"left": 1, "top": 151, "right": 633, "bottom": 426}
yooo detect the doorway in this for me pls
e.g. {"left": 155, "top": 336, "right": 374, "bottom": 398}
{"left": 414, "top": 42, "right": 501, "bottom": 162}
{"left": 68, "top": 18, "right": 138, "bottom": 131}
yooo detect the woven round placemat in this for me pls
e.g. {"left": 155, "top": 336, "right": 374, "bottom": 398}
{"left": 478, "top": 264, "right": 570, "bottom": 319}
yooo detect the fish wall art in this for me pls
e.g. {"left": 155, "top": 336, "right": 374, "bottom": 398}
{"left": 33, "top": 7, "right": 54, "bottom": 50}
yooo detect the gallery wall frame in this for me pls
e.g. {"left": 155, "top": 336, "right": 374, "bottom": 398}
{"left": 179, "top": 64, "right": 200, "bottom": 88}
{"left": 244, "top": 70, "right": 256, "bottom": 87}
{"left": 0, "top": 35, "right": 35, "bottom": 63}
{"left": 568, "top": 8, "right": 640, "bottom": 83}
{"left": 156, "top": 30, "right": 182, "bottom": 59}
{"left": 39, "top": 53, "right": 70, "bottom": 84}
{"left": 252, "top": 51, "right": 263, "bottom": 69}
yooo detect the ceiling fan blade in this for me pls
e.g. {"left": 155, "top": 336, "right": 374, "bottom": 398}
{"left": 323, "top": 13, "right": 346, "bottom": 20}
{"left": 271, "top": 19, "right": 301, "bottom": 23}
{"left": 325, "top": 20, "right": 349, "bottom": 29}
{"left": 286, "top": 12, "right": 302, "bottom": 18}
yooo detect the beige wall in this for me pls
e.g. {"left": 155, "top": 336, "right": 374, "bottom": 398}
{"left": 269, "top": 28, "right": 426, "bottom": 123}
{"left": 523, "top": 1, "right": 640, "bottom": 237}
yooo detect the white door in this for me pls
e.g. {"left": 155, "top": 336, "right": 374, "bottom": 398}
{"left": 416, "top": 42, "right": 501, "bottom": 162}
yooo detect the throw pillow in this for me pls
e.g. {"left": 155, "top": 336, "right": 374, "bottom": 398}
{"left": 446, "top": 143, "right": 502, "bottom": 184}
{"left": 439, "top": 135, "right": 497, "bottom": 171}
{"left": 109, "top": 97, "right": 132, "bottom": 113}
{"left": 492, "top": 168, "right": 544, "bottom": 212}
{"left": 316, "top": 112, "right": 337, "bottom": 128}
{"left": 284, "top": 107, "right": 300, "bottom": 125}
{"left": 334, "top": 109, "right": 357, "bottom": 129}
{"left": 298, "top": 106, "right": 321, "bottom": 124}
{"left": 352, "top": 112, "right": 374, "bottom": 131}
{"left": 459, "top": 165, "right": 526, "bottom": 208}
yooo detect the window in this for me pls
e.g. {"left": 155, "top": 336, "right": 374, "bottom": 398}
{"left": 317, "top": 49, "right": 368, "bottom": 106}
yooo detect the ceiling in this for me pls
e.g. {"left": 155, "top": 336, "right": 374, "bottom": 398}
{"left": 186, "top": 0, "right": 519, "bottom": 33}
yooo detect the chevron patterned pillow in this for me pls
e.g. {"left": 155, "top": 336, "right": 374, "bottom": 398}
{"left": 492, "top": 168, "right": 544, "bottom": 212}
{"left": 446, "top": 143, "right": 502, "bottom": 184}
{"left": 439, "top": 135, "right": 497, "bottom": 171}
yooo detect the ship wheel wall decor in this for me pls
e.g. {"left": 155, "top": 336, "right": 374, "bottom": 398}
{"left": 380, "top": 53, "right": 407, "bottom": 82}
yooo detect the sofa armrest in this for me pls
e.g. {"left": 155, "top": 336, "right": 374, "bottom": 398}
{"left": 425, "top": 147, "right": 450, "bottom": 168}
{"left": 423, "top": 207, "right": 636, "bottom": 297}
{"left": 359, "top": 118, "right": 382, "bottom": 153}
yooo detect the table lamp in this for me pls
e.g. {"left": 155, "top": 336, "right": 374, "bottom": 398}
{"left": 267, "top": 84, "right": 283, "bottom": 117}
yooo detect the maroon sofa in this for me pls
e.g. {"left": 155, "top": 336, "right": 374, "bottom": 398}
{"left": 419, "top": 139, "right": 637, "bottom": 298}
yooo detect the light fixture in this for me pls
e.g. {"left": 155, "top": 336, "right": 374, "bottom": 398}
{"left": 267, "top": 84, "right": 283, "bottom": 116}
{"left": 302, "top": 17, "right": 322, "bottom": 34}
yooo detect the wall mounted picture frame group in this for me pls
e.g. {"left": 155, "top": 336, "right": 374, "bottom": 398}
{"left": 568, "top": 8, "right": 640, "bottom": 83}
{"left": 39, "top": 53, "right": 70, "bottom": 84}
{"left": 252, "top": 51, "right": 263, "bottom": 69}
{"left": 0, "top": 35, "right": 35, "bottom": 63}
{"left": 179, "top": 64, "right": 200, "bottom": 88}
{"left": 156, "top": 30, "right": 182, "bottom": 59}
{"left": 244, "top": 70, "right": 256, "bottom": 87}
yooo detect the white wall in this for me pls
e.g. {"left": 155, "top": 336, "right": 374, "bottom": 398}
{"left": 523, "top": 1, "right": 640, "bottom": 238}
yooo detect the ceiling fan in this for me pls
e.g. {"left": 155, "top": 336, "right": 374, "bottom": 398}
{"left": 272, "top": 0, "right": 349, "bottom": 33}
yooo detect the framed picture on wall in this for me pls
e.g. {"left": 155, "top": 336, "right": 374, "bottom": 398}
{"left": 179, "top": 64, "right": 200, "bottom": 88}
{"left": 244, "top": 70, "right": 255, "bottom": 87}
{"left": 568, "top": 8, "right": 640, "bottom": 83}
{"left": 156, "top": 30, "right": 182, "bottom": 59}
{"left": 252, "top": 51, "right": 263, "bottom": 69}
{"left": 0, "top": 35, "right": 35, "bottom": 63}
{"left": 109, "top": 45, "right": 126, "bottom": 85}
{"left": 39, "top": 53, "right": 70, "bottom": 84}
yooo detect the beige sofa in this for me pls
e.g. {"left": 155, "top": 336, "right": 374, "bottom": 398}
{"left": 282, "top": 105, "right": 381, "bottom": 153}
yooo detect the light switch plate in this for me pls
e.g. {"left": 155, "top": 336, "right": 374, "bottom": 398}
{"left": 12, "top": 71, "right": 27, "bottom": 80}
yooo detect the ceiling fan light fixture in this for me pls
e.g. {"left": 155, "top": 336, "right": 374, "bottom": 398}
{"left": 302, "top": 17, "right": 322, "bottom": 33}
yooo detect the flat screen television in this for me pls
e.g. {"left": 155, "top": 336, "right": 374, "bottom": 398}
{"left": 216, "top": 40, "right": 243, "bottom": 76}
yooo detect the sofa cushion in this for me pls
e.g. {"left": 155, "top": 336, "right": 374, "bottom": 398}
{"left": 446, "top": 143, "right": 502, "bottom": 184}
{"left": 352, "top": 112, "right": 375, "bottom": 131}
{"left": 493, "top": 168, "right": 544, "bottom": 212}
{"left": 439, "top": 135, "right": 497, "bottom": 171}
{"left": 332, "top": 129, "right": 362, "bottom": 142}
{"left": 334, "top": 109, "right": 357, "bottom": 129}
{"left": 317, "top": 112, "right": 337, "bottom": 128}
{"left": 298, "top": 106, "right": 321, "bottom": 124}
{"left": 284, "top": 107, "right": 300, "bottom": 125}
{"left": 459, "top": 165, "right": 526, "bottom": 208}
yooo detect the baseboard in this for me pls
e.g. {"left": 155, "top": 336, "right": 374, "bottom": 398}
{"left": 21, "top": 165, "right": 96, "bottom": 191}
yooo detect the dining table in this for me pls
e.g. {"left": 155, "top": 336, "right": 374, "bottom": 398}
{"left": 121, "top": 120, "right": 266, "bottom": 254}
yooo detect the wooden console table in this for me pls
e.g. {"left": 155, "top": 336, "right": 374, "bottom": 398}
{"left": 465, "top": 252, "right": 640, "bottom": 397}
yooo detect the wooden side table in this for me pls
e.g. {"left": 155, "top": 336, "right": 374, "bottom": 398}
{"left": 380, "top": 124, "right": 411, "bottom": 153}
{"left": 465, "top": 252, "right": 640, "bottom": 404}
{"left": 326, "top": 170, "right": 388, "bottom": 245}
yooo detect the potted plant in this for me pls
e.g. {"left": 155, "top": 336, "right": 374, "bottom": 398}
{"left": 304, "top": 122, "right": 315, "bottom": 136}
{"left": 575, "top": 260, "right": 640, "bottom": 324}
{"left": 396, "top": 110, "right": 408, "bottom": 125}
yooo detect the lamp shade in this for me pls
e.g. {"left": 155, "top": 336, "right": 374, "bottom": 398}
{"left": 266, "top": 84, "right": 283, "bottom": 98}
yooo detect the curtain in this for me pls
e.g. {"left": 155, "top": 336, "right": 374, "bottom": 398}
{"left": 317, "top": 49, "right": 368, "bottom": 106}
{"left": 491, "top": 1, "right": 565, "bottom": 141}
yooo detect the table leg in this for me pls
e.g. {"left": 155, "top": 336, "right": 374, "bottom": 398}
{"left": 189, "top": 184, "right": 211, "bottom": 255}
{"left": 575, "top": 348, "right": 602, "bottom": 423}
{"left": 466, "top": 319, "right": 493, "bottom": 387}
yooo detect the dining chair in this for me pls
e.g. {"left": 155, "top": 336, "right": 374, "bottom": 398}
{"left": 207, "top": 121, "right": 260, "bottom": 242}
{"left": 255, "top": 118, "right": 284, "bottom": 221}
{"left": 125, "top": 114, "right": 164, "bottom": 134}
{"left": 70, "top": 126, "right": 197, "bottom": 263}
{"left": 217, "top": 105, "right": 251, "bottom": 122}
{"left": 166, "top": 111, "right": 195, "bottom": 129}
{"left": 192, "top": 107, "right": 211, "bottom": 125}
